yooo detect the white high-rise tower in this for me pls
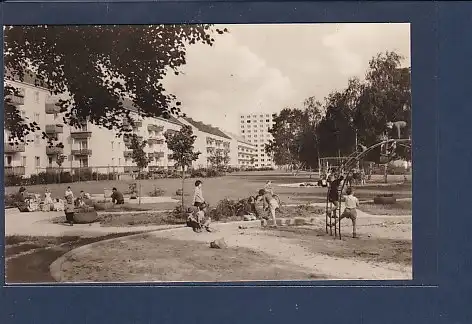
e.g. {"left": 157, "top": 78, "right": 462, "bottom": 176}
{"left": 238, "top": 112, "right": 276, "bottom": 168}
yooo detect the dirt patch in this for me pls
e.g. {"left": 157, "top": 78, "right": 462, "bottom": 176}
{"left": 359, "top": 200, "right": 412, "bottom": 215}
{"left": 59, "top": 235, "right": 324, "bottom": 282}
{"left": 5, "top": 233, "right": 142, "bottom": 283}
{"left": 263, "top": 227, "right": 412, "bottom": 267}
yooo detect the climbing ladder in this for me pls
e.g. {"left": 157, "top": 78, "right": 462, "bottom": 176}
{"left": 324, "top": 138, "right": 411, "bottom": 239}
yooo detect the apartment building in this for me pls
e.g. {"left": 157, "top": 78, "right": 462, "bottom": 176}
{"left": 238, "top": 112, "right": 277, "bottom": 168}
{"left": 180, "top": 117, "right": 233, "bottom": 168}
{"left": 4, "top": 73, "right": 184, "bottom": 177}
{"left": 223, "top": 131, "right": 258, "bottom": 169}
{"left": 4, "top": 74, "right": 52, "bottom": 177}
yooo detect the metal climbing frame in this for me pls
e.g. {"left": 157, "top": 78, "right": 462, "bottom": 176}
{"left": 325, "top": 138, "right": 411, "bottom": 239}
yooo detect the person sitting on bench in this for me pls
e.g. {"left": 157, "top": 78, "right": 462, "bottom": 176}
{"left": 111, "top": 187, "right": 125, "bottom": 204}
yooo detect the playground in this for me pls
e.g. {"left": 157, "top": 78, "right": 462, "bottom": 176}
{"left": 5, "top": 127, "right": 413, "bottom": 282}
{"left": 5, "top": 170, "right": 412, "bottom": 282}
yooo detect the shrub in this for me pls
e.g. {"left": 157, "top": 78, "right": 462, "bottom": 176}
{"left": 4, "top": 175, "right": 25, "bottom": 187}
{"left": 5, "top": 193, "right": 20, "bottom": 208}
{"left": 149, "top": 186, "right": 165, "bottom": 197}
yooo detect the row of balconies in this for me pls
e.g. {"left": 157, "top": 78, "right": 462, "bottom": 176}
{"left": 147, "top": 138, "right": 165, "bottom": 145}
{"left": 4, "top": 142, "right": 90, "bottom": 156}
{"left": 147, "top": 124, "right": 164, "bottom": 132}
{"left": 44, "top": 124, "right": 92, "bottom": 139}
{"left": 123, "top": 120, "right": 143, "bottom": 128}
{"left": 123, "top": 151, "right": 165, "bottom": 159}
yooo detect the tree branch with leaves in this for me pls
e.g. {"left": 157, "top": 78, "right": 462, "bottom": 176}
{"left": 164, "top": 125, "right": 201, "bottom": 212}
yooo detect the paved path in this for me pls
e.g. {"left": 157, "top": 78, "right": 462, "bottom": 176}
{"left": 4, "top": 204, "right": 411, "bottom": 238}
{"left": 4, "top": 208, "right": 182, "bottom": 238}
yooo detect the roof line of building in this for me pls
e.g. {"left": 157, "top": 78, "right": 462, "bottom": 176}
{"left": 183, "top": 117, "right": 232, "bottom": 140}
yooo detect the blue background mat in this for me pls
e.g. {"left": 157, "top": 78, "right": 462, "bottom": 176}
{"left": 1, "top": 1, "right": 471, "bottom": 323}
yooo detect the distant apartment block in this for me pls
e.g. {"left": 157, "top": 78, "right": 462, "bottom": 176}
{"left": 238, "top": 112, "right": 276, "bottom": 168}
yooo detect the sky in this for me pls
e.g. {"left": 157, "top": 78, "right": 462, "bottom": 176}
{"left": 163, "top": 23, "right": 411, "bottom": 134}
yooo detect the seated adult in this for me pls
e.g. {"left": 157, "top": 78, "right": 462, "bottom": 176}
{"left": 111, "top": 187, "right": 125, "bottom": 204}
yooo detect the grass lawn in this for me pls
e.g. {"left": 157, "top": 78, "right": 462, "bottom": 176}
{"left": 5, "top": 172, "right": 411, "bottom": 209}
{"left": 5, "top": 233, "right": 142, "bottom": 283}
{"left": 359, "top": 200, "right": 412, "bottom": 215}
{"left": 58, "top": 235, "right": 325, "bottom": 282}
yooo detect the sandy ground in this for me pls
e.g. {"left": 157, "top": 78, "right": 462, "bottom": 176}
{"left": 56, "top": 214, "right": 412, "bottom": 282}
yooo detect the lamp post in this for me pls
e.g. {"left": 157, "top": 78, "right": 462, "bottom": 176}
{"left": 351, "top": 117, "right": 359, "bottom": 169}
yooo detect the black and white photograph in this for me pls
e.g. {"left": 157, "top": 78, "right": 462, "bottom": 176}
{"left": 4, "top": 23, "right": 412, "bottom": 283}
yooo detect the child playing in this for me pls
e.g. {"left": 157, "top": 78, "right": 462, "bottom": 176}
{"left": 192, "top": 180, "right": 205, "bottom": 208}
{"left": 332, "top": 187, "right": 360, "bottom": 238}
{"left": 196, "top": 203, "right": 212, "bottom": 232}
{"left": 186, "top": 206, "right": 202, "bottom": 232}
{"left": 264, "top": 181, "right": 274, "bottom": 195}
{"left": 260, "top": 189, "right": 279, "bottom": 226}
{"left": 327, "top": 175, "right": 344, "bottom": 217}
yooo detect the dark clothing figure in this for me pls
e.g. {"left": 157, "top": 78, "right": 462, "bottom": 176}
{"left": 111, "top": 190, "right": 124, "bottom": 204}
{"left": 65, "top": 195, "right": 75, "bottom": 226}
{"left": 328, "top": 178, "right": 342, "bottom": 203}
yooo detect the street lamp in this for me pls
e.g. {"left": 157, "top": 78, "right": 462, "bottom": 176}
{"left": 350, "top": 117, "right": 359, "bottom": 169}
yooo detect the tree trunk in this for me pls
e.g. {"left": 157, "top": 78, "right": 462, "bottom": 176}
{"left": 383, "top": 164, "right": 388, "bottom": 183}
{"left": 138, "top": 171, "right": 142, "bottom": 205}
{"left": 181, "top": 166, "right": 185, "bottom": 214}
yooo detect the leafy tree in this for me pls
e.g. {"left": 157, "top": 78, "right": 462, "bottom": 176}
{"left": 56, "top": 153, "right": 66, "bottom": 183}
{"left": 268, "top": 51, "right": 410, "bottom": 180}
{"left": 4, "top": 25, "right": 228, "bottom": 144}
{"left": 266, "top": 108, "right": 305, "bottom": 169}
{"left": 164, "top": 125, "right": 200, "bottom": 212}
{"left": 128, "top": 133, "right": 150, "bottom": 204}
{"left": 208, "top": 148, "right": 230, "bottom": 170}
{"left": 129, "top": 134, "right": 149, "bottom": 172}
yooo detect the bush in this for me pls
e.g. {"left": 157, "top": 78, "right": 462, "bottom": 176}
{"left": 189, "top": 168, "right": 223, "bottom": 178}
{"left": 149, "top": 186, "right": 165, "bottom": 197}
{"left": 208, "top": 198, "right": 252, "bottom": 221}
{"left": 4, "top": 175, "right": 25, "bottom": 187}
{"left": 5, "top": 193, "right": 20, "bottom": 208}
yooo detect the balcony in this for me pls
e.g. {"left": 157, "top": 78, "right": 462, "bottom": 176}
{"left": 123, "top": 120, "right": 142, "bottom": 128}
{"left": 70, "top": 130, "right": 92, "bottom": 139}
{"left": 147, "top": 124, "right": 163, "bottom": 132}
{"left": 148, "top": 138, "right": 165, "bottom": 145}
{"left": 4, "top": 143, "right": 25, "bottom": 153}
{"left": 5, "top": 166, "right": 25, "bottom": 176}
{"left": 45, "top": 124, "right": 64, "bottom": 134}
{"left": 45, "top": 102, "right": 61, "bottom": 114}
{"left": 124, "top": 166, "right": 140, "bottom": 173}
{"left": 71, "top": 149, "right": 92, "bottom": 156}
{"left": 5, "top": 89, "right": 25, "bottom": 106}
{"left": 46, "top": 146, "right": 64, "bottom": 155}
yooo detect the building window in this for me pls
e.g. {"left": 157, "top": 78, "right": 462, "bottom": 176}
{"left": 35, "top": 135, "right": 40, "bottom": 145}
{"left": 241, "top": 130, "right": 245, "bottom": 133}
{"left": 34, "top": 91, "right": 39, "bottom": 103}
{"left": 247, "top": 120, "right": 251, "bottom": 123}
{"left": 34, "top": 113, "right": 40, "bottom": 122}
{"left": 22, "top": 157, "right": 26, "bottom": 166}
{"left": 111, "top": 141, "right": 114, "bottom": 150}
{"left": 35, "top": 156, "right": 40, "bottom": 167}
{"left": 112, "top": 158, "right": 115, "bottom": 166}
{"left": 6, "top": 156, "right": 12, "bottom": 166}
{"left": 266, "top": 119, "right": 270, "bottom": 122}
